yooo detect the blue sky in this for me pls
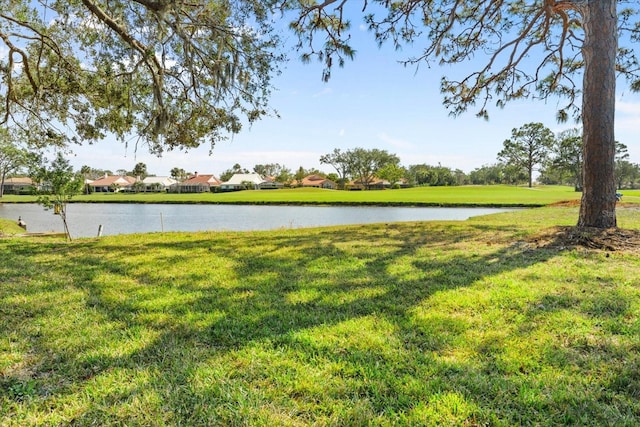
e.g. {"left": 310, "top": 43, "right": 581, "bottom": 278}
{"left": 68, "top": 14, "right": 640, "bottom": 178}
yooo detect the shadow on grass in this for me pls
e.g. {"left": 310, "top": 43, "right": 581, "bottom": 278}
{"left": 1, "top": 222, "right": 639, "bottom": 425}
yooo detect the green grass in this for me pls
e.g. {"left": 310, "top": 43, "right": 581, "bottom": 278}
{"left": 2, "top": 206, "right": 640, "bottom": 425}
{"left": 0, "top": 219, "right": 26, "bottom": 235}
{"left": 0, "top": 185, "right": 608, "bottom": 207}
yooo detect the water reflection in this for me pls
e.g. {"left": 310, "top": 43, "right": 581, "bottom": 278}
{"left": 0, "top": 203, "right": 514, "bottom": 238}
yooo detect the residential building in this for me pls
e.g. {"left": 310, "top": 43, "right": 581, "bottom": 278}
{"left": 88, "top": 174, "right": 137, "bottom": 192}
{"left": 294, "top": 174, "right": 337, "bottom": 190}
{"left": 348, "top": 177, "right": 391, "bottom": 190}
{"left": 141, "top": 176, "right": 177, "bottom": 192}
{"left": 1, "top": 177, "right": 35, "bottom": 194}
{"left": 259, "top": 176, "right": 285, "bottom": 190}
{"left": 219, "top": 173, "right": 265, "bottom": 191}
{"left": 173, "top": 173, "right": 220, "bottom": 193}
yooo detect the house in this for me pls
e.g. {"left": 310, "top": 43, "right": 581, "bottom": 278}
{"left": 348, "top": 177, "right": 391, "bottom": 190}
{"left": 394, "top": 178, "right": 411, "bottom": 188}
{"left": 219, "top": 173, "right": 265, "bottom": 191}
{"left": 88, "top": 174, "right": 137, "bottom": 192}
{"left": 258, "top": 176, "right": 285, "bottom": 190}
{"left": 295, "top": 174, "right": 337, "bottom": 190}
{"left": 172, "top": 173, "right": 220, "bottom": 193}
{"left": 1, "top": 177, "right": 35, "bottom": 194}
{"left": 83, "top": 178, "right": 94, "bottom": 194}
{"left": 141, "top": 176, "right": 177, "bottom": 192}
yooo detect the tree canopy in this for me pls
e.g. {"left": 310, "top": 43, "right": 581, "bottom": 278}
{"left": 0, "top": 127, "right": 30, "bottom": 197}
{"left": 498, "top": 122, "right": 555, "bottom": 188}
{"left": 0, "top": 1, "right": 283, "bottom": 152}
{"left": 32, "top": 152, "right": 84, "bottom": 240}
{"left": 319, "top": 147, "right": 400, "bottom": 189}
{"left": 548, "top": 128, "right": 584, "bottom": 191}
{"left": 131, "top": 162, "right": 148, "bottom": 179}
{"left": 320, "top": 148, "right": 352, "bottom": 189}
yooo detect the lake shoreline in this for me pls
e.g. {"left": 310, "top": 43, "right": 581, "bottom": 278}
{"left": 0, "top": 203, "right": 518, "bottom": 238}
{"left": 0, "top": 199, "right": 542, "bottom": 208}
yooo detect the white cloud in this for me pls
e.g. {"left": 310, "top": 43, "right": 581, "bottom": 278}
{"left": 313, "top": 87, "right": 333, "bottom": 98}
{"left": 338, "top": 129, "right": 345, "bottom": 137}
{"left": 377, "top": 132, "right": 415, "bottom": 149}
{"left": 617, "top": 100, "right": 640, "bottom": 114}
{"left": 616, "top": 100, "right": 640, "bottom": 134}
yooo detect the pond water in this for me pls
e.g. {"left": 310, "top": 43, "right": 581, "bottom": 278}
{"left": 0, "top": 203, "right": 515, "bottom": 238}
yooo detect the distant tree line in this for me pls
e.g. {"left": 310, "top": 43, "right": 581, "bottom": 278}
{"left": 3, "top": 123, "right": 639, "bottom": 195}
{"left": 473, "top": 122, "right": 640, "bottom": 190}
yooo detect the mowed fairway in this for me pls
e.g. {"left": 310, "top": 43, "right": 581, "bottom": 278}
{"left": 0, "top": 184, "right": 597, "bottom": 206}
{"left": 203, "top": 185, "right": 583, "bottom": 206}
{"left": 2, "top": 205, "right": 640, "bottom": 425}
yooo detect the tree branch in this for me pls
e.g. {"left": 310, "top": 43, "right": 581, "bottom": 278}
{"left": 80, "top": 0, "right": 166, "bottom": 132}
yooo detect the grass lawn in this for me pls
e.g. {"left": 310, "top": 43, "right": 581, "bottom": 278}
{"left": 2, "top": 206, "right": 640, "bottom": 425}
{"left": 0, "top": 185, "right": 608, "bottom": 207}
{"left": 0, "top": 219, "right": 27, "bottom": 236}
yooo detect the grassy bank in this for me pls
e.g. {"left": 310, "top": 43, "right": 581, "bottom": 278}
{"left": 0, "top": 185, "right": 602, "bottom": 207}
{"left": 2, "top": 206, "right": 640, "bottom": 425}
{"left": 0, "top": 219, "right": 26, "bottom": 236}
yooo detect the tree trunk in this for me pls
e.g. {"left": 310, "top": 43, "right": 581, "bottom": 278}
{"left": 0, "top": 171, "right": 5, "bottom": 198}
{"left": 578, "top": 0, "right": 617, "bottom": 228}
{"left": 60, "top": 206, "right": 72, "bottom": 241}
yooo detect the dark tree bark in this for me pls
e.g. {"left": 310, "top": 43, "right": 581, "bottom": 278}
{"left": 578, "top": 0, "right": 618, "bottom": 228}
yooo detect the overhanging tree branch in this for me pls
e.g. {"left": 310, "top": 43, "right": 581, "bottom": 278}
{"left": 0, "top": 1, "right": 283, "bottom": 153}
{"left": 80, "top": 0, "right": 167, "bottom": 135}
